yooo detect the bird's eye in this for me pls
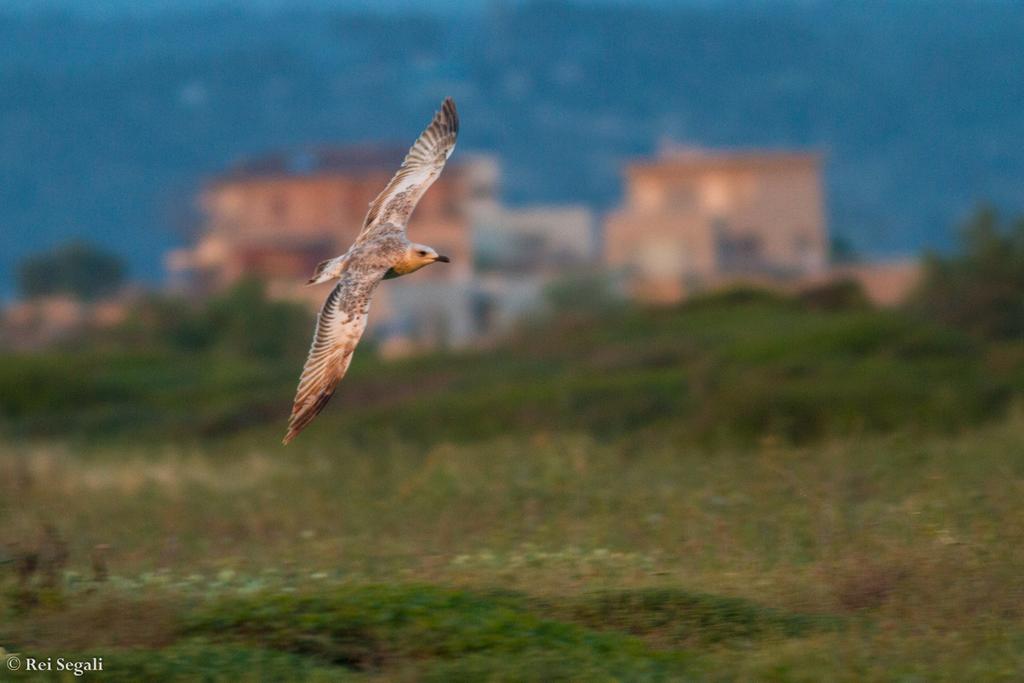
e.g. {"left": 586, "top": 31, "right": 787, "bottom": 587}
{"left": 417, "top": 250, "right": 427, "bottom": 256}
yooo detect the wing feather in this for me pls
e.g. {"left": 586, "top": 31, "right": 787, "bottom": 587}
{"left": 283, "top": 268, "right": 383, "bottom": 444}
{"left": 357, "top": 97, "right": 458, "bottom": 241}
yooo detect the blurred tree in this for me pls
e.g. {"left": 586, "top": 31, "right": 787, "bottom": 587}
{"left": 203, "top": 278, "right": 312, "bottom": 360}
{"left": 17, "top": 241, "right": 126, "bottom": 301}
{"left": 113, "top": 278, "right": 312, "bottom": 360}
{"left": 829, "top": 234, "right": 860, "bottom": 264}
{"left": 115, "top": 294, "right": 213, "bottom": 353}
{"left": 911, "top": 207, "right": 1024, "bottom": 340}
{"left": 544, "top": 270, "right": 620, "bottom": 316}
{"left": 797, "top": 279, "right": 870, "bottom": 312}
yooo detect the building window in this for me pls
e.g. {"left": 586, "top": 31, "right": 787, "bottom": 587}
{"left": 472, "top": 292, "right": 496, "bottom": 335}
{"left": 794, "top": 234, "right": 823, "bottom": 273}
{"left": 270, "top": 195, "right": 289, "bottom": 221}
{"left": 717, "top": 232, "right": 764, "bottom": 274}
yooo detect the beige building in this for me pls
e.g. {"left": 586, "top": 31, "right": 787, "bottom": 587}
{"left": 0, "top": 295, "right": 131, "bottom": 350}
{"left": 605, "top": 146, "right": 828, "bottom": 302}
{"left": 802, "top": 260, "right": 922, "bottom": 308}
{"left": 475, "top": 205, "right": 595, "bottom": 275}
{"left": 167, "top": 148, "right": 604, "bottom": 353}
{"left": 168, "top": 147, "right": 498, "bottom": 350}
{"left": 472, "top": 204, "right": 596, "bottom": 338}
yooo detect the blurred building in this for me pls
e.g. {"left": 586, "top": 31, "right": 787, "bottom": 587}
{"left": 475, "top": 205, "right": 595, "bottom": 274}
{"left": 472, "top": 205, "right": 596, "bottom": 337}
{"left": 802, "top": 260, "right": 922, "bottom": 307}
{"left": 168, "top": 147, "right": 498, "bottom": 351}
{"left": 605, "top": 146, "right": 828, "bottom": 302}
{"left": 167, "top": 148, "right": 598, "bottom": 353}
{"left": 0, "top": 295, "right": 130, "bottom": 350}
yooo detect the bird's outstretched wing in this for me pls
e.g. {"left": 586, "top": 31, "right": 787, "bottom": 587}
{"left": 283, "top": 265, "right": 386, "bottom": 444}
{"left": 357, "top": 97, "right": 458, "bottom": 242}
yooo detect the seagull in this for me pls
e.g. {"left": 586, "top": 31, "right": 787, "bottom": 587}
{"left": 283, "top": 97, "right": 459, "bottom": 444}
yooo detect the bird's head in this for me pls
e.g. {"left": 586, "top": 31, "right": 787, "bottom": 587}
{"left": 400, "top": 243, "right": 450, "bottom": 274}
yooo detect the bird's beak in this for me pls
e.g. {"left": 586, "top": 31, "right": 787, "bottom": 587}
{"left": 434, "top": 254, "right": 450, "bottom": 263}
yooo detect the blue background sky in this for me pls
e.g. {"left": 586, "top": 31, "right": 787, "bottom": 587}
{"left": 2, "top": 0, "right": 1022, "bottom": 299}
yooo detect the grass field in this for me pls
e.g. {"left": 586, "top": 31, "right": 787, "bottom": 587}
{"left": 4, "top": 417, "right": 1024, "bottom": 680}
{"left": 3, "top": 295, "right": 1024, "bottom": 680}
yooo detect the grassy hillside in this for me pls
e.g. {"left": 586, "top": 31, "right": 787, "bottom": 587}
{"left": 3, "top": 295, "right": 1024, "bottom": 679}
{"left": 1, "top": 292, "right": 1020, "bottom": 446}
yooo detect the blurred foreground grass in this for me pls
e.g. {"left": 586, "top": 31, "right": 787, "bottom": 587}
{"left": 3, "top": 416, "right": 1024, "bottom": 680}
{"left": 2, "top": 293, "right": 1024, "bottom": 680}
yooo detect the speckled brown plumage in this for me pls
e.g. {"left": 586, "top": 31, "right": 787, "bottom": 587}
{"left": 283, "top": 99, "right": 459, "bottom": 444}
{"left": 359, "top": 97, "right": 459, "bottom": 240}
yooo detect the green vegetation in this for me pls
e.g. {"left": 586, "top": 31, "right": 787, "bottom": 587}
{"left": 17, "top": 241, "right": 127, "bottom": 302}
{"left": 3, "top": 277, "right": 1024, "bottom": 679}
{"left": 1, "top": 289, "right": 1019, "bottom": 445}
{"left": 111, "top": 278, "right": 313, "bottom": 359}
{"left": 3, "top": 414, "right": 1024, "bottom": 679}
{"left": 2, "top": 583, "right": 839, "bottom": 680}
{"left": 912, "top": 207, "right": 1024, "bottom": 340}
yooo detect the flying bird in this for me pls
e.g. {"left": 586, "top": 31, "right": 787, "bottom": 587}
{"left": 283, "top": 97, "right": 459, "bottom": 444}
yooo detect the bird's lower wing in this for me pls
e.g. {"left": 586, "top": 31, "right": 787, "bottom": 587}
{"left": 283, "top": 271, "right": 381, "bottom": 444}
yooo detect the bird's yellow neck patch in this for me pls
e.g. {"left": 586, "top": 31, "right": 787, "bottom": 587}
{"left": 389, "top": 256, "right": 427, "bottom": 278}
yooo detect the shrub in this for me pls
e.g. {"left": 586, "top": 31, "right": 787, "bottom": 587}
{"left": 911, "top": 207, "right": 1024, "bottom": 340}
{"left": 17, "top": 241, "right": 126, "bottom": 301}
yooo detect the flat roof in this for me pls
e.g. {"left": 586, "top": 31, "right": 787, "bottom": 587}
{"left": 217, "top": 144, "right": 408, "bottom": 182}
{"left": 628, "top": 147, "right": 823, "bottom": 176}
